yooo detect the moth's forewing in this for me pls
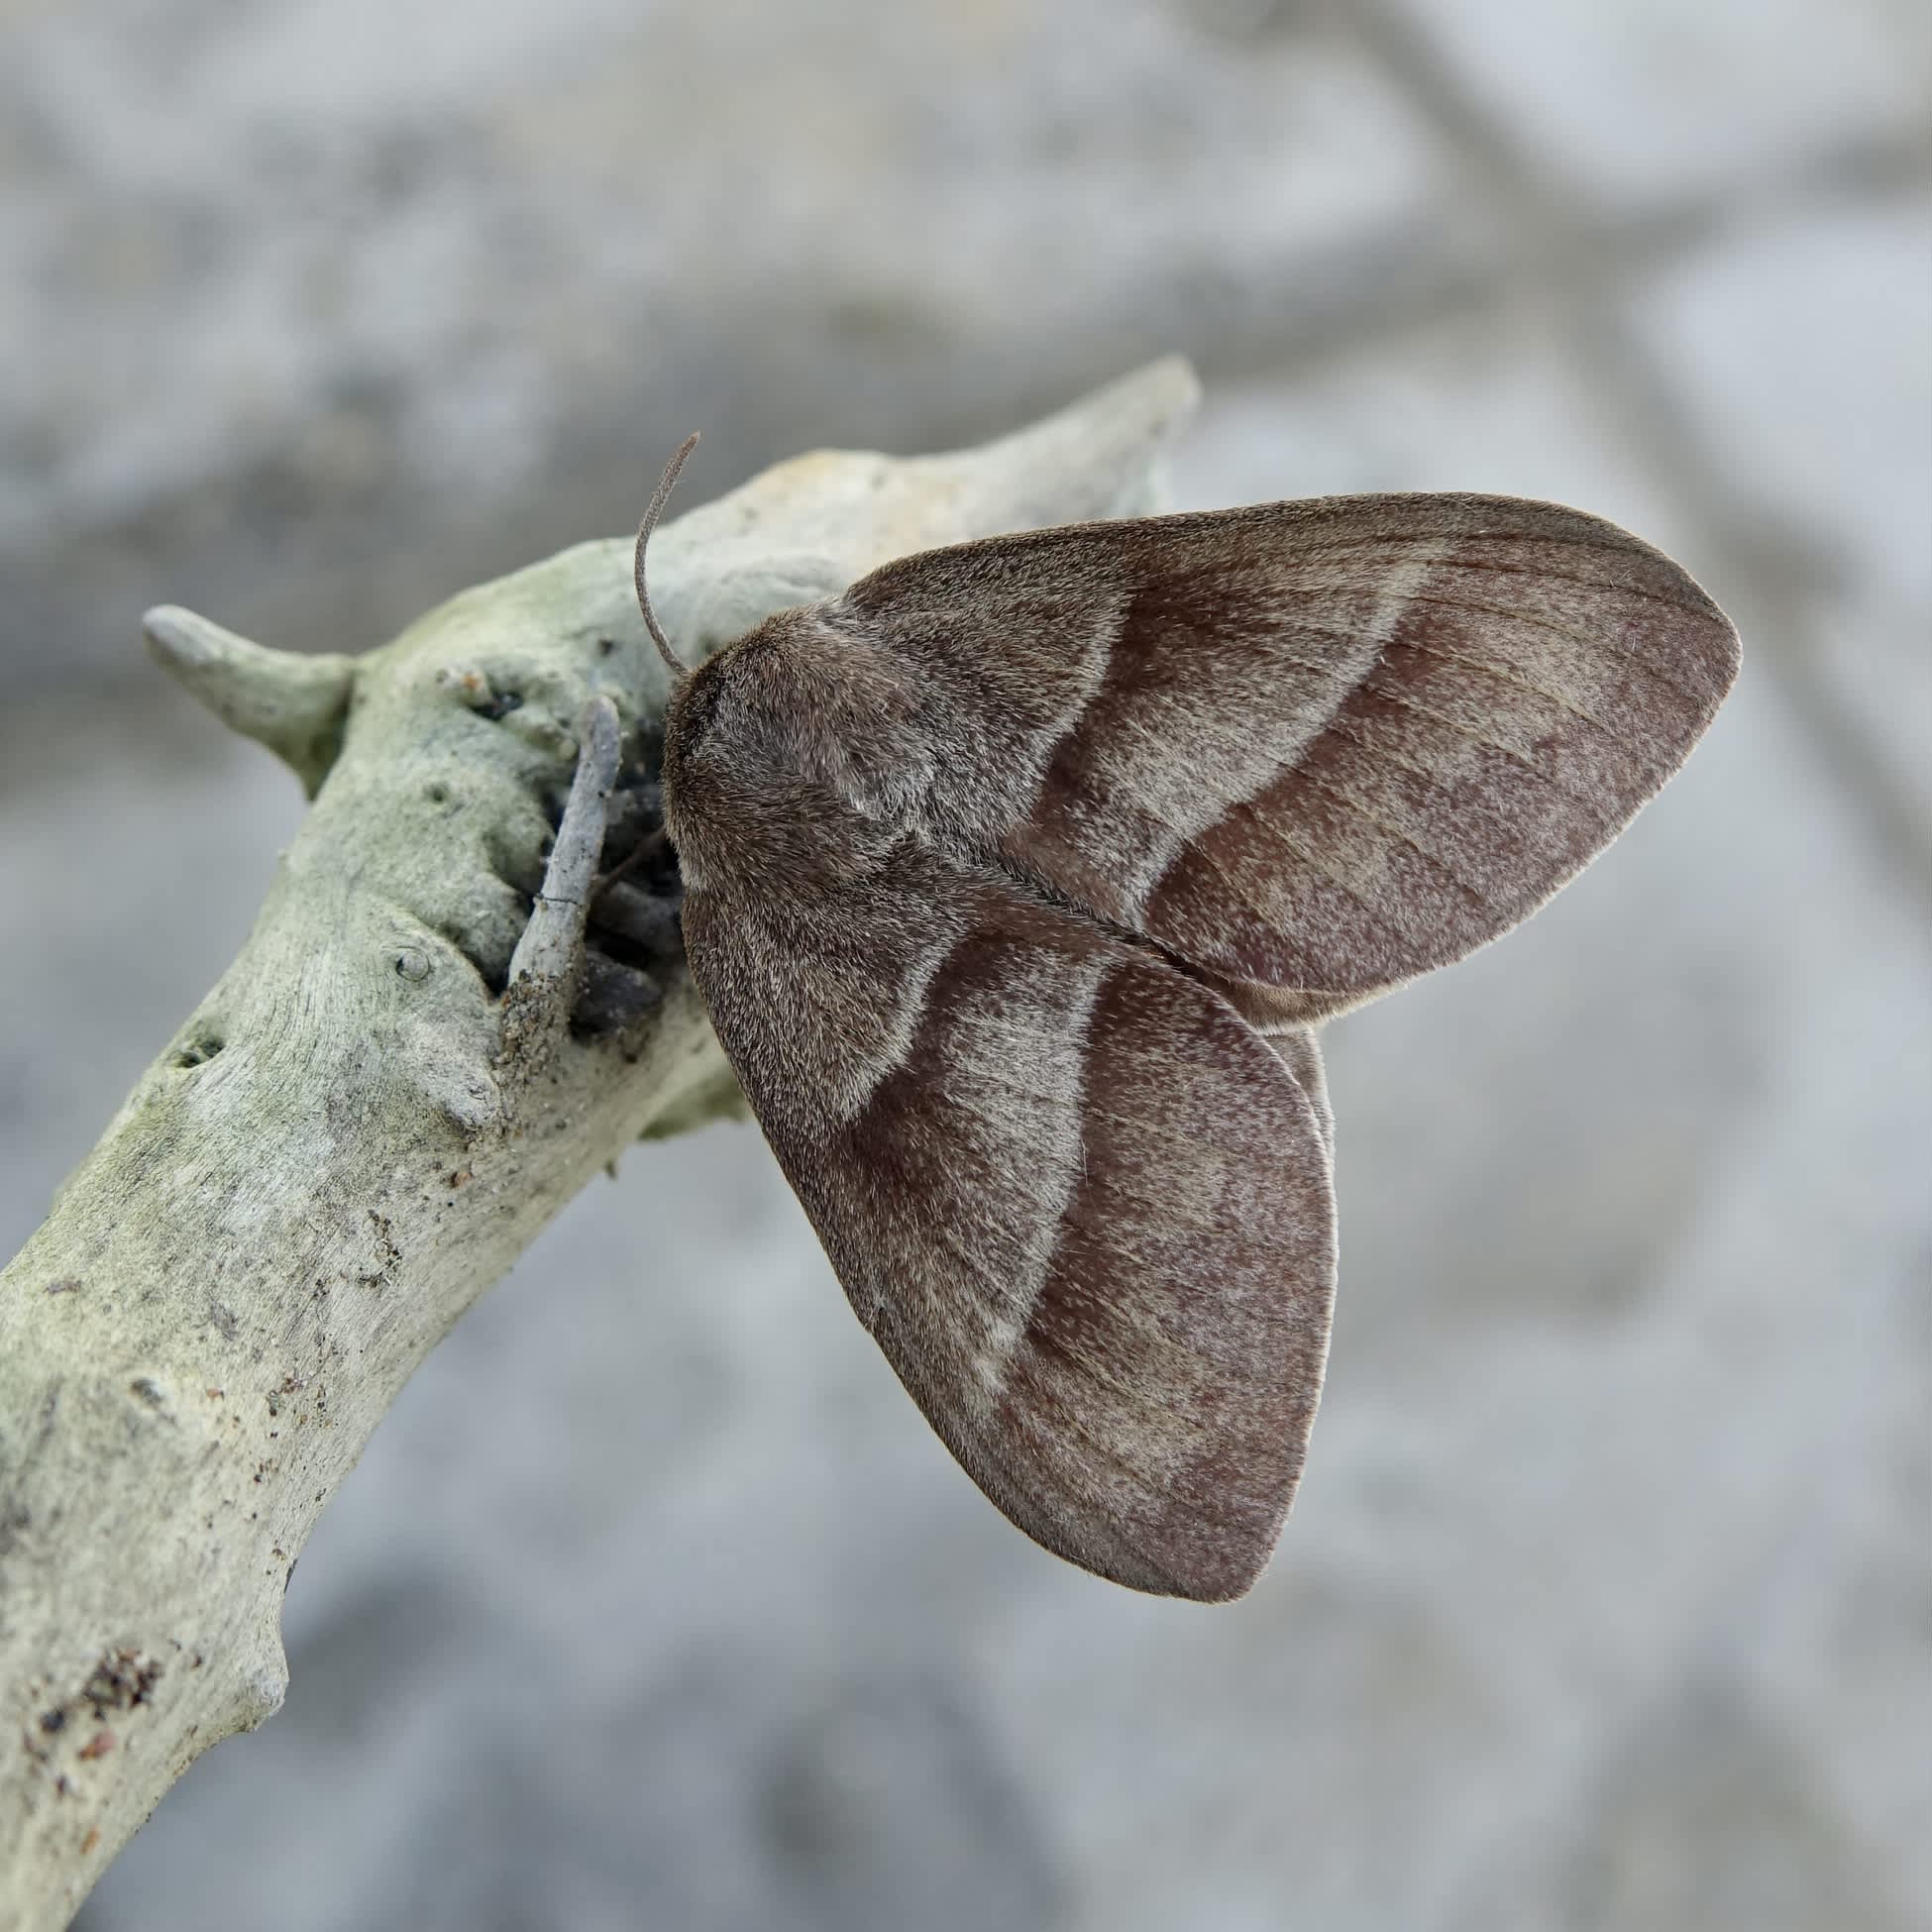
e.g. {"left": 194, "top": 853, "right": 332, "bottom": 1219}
{"left": 838, "top": 495, "right": 1740, "bottom": 1019}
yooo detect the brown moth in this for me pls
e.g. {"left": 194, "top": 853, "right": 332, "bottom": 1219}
{"left": 630, "top": 436, "right": 1739, "bottom": 1602}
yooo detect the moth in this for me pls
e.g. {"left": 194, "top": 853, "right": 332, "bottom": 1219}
{"left": 628, "top": 437, "right": 1739, "bottom": 1602}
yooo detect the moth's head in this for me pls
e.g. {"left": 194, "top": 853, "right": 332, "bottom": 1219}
{"left": 660, "top": 613, "right": 920, "bottom": 892}
{"left": 662, "top": 616, "right": 822, "bottom": 781}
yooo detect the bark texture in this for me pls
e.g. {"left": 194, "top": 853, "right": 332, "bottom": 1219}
{"left": 0, "top": 361, "right": 1199, "bottom": 1930}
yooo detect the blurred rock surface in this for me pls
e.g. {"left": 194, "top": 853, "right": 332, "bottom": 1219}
{"left": 2, "top": 2, "right": 1927, "bottom": 1926}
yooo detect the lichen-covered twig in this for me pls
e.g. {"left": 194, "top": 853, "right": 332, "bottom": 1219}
{"left": 0, "top": 358, "right": 1199, "bottom": 1931}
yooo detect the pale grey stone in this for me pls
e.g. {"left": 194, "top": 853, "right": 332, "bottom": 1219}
{"left": 11, "top": 0, "right": 1927, "bottom": 1926}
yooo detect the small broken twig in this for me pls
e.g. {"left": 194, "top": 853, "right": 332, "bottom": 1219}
{"left": 497, "top": 695, "right": 623, "bottom": 1094}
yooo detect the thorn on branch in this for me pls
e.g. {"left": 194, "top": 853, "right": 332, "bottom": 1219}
{"left": 143, "top": 605, "right": 356, "bottom": 797}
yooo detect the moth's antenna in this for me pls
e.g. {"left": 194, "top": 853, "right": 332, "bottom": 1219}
{"left": 635, "top": 432, "right": 699, "bottom": 682}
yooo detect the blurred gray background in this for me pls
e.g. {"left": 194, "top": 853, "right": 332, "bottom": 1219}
{"left": 4, "top": 2, "right": 1929, "bottom": 1927}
